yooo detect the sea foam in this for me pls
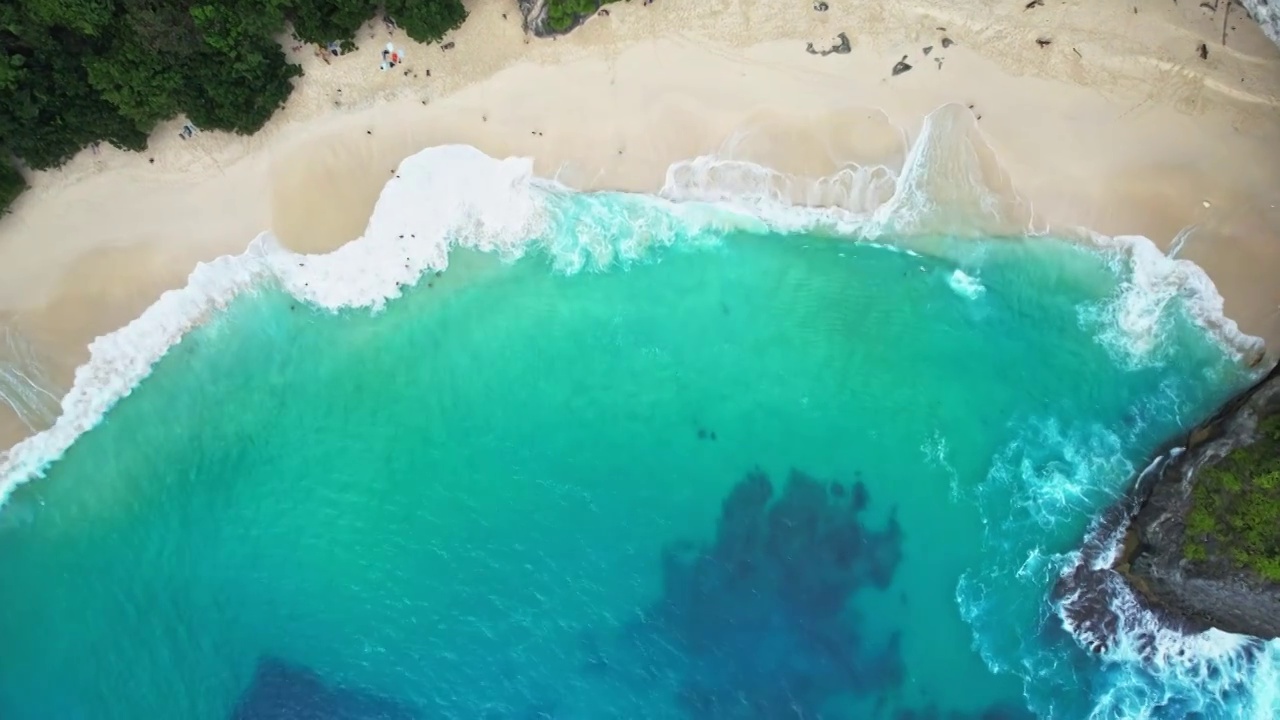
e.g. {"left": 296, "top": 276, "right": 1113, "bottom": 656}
{"left": 1085, "top": 231, "right": 1264, "bottom": 369}
{"left": 661, "top": 105, "right": 1260, "bottom": 367}
{"left": 0, "top": 327, "right": 62, "bottom": 433}
{"left": 0, "top": 105, "right": 1263, "bottom": 510}
{"left": 965, "top": 397, "right": 1279, "bottom": 719}
{"left": 1053, "top": 506, "right": 1277, "bottom": 720}
{"left": 0, "top": 104, "right": 1273, "bottom": 719}
{"left": 0, "top": 145, "right": 547, "bottom": 503}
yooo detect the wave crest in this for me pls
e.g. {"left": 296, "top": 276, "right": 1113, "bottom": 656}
{"left": 0, "top": 103, "right": 1273, "bottom": 720}
{"left": 0, "top": 107, "right": 1263, "bottom": 510}
{"left": 1081, "top": 232, "right": 1264, "bottom": 368}
{"left": 0, "top": 145, "right": 545, "bottom": 501}
{"left": 963, "top": 392, "right": 1280, "bottom": 719}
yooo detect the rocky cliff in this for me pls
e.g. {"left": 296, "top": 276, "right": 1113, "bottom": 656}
{"left": 519, "top": 0, "right": 611, "bottom": 38}
{"left": 517, "top": 0, "right": 555, "bottom": 36}
{"left": 1118, "top": 362, "right": 1280, "bottom": 640}
{"left": 1241, "top": 0, "right": 1280, "bottom": 47}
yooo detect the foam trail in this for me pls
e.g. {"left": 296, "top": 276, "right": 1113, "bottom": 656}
{"left": 0, "top": 106, "right": 1265, "bottom": 504}
{"left": 661, "top": 156, "right": 898, "bottom": 218}
{"left": 947, "top": 269, "right": 986, "bottom": 299}
{"left": 0, "top": 145, "right": 546, "bottom": 504}
{"left": 0, "top": 106, "right": 1273, "bottom": 718}
{"left": 1084, "top": 232, "right": 1264, "bottom": 367}
{"left": 965, "top": 384, "right": 1280, "bottom": 719}
{"left": 0, "top": 326, "right": 64, "bottom": 432}
{"left": 663, "top": 104, "right": 1257, "bottom": 367}
{"left": 1166, "top": 225, "right": 1196, "bottom": 259}
{"left": 1054, "top": 488, "right": 1277, "bottom": 720}
{"left": 660, "top": 103, "right": 1035, "bottom": 241}
{"left": 271, "top": 146, "right": 546, "bottom": 310}
{"left": 0, "top": 245, "right": 273, "bottom": 499}
{"left": 870, "top": 103, "right": 1033, "bottom": 239}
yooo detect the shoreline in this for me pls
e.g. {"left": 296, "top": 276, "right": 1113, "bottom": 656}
{"left": 2, "top": 0, "right": 1280, "bottom": 451}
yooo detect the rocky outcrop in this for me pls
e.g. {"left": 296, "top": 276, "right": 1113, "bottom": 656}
{"left": 520, "top": 0, "right": 610, "bottom": 38}
{"left": 1240, "top": 0, "right": 1280, "bottom": 47}
{"left": 518, "top": 0, "right": 552, "bottom": 36}
{"left": 1118, "top": 362, "right": 1280, "bottom": 640}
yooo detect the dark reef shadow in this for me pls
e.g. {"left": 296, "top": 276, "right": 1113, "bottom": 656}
{"left": 574, "top": 465, "right": 1030, "bottom": 717}
{"left": 230, "top": 656, "right": 417, "bottom": 720}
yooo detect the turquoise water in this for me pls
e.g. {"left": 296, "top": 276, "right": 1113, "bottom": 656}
{"left": 0, "top": 179, "right": 1269, "bottom": 718}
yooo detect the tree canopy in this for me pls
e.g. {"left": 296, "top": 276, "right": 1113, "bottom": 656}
{"left": 545, "top": 0, "right": 609, "bottom": 33}
{"left": 0, "top": 0, "right": 468, "bottom": 214}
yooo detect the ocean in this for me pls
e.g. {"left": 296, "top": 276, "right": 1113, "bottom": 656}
{"left": 0, "top": 108, "right": 1276, "bottom": 719}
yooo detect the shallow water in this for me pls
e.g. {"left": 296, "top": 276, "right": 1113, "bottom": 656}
{"left": 0, "top": 184, "right": 1270, "bottom": 718}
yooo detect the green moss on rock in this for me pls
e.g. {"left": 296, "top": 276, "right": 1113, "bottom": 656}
{"left": 1184, "top": 414, "right": 1280, "bottom": 583}
{"left": 546, "top": 0, "right": 617, "bottom": 32}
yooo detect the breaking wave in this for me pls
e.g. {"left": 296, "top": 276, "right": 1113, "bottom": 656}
{"left": 961, "top": 386, "right": 1278, "bottom": 719}
{"left": 0, "top": 102, "right": 1271, "bottom": 718}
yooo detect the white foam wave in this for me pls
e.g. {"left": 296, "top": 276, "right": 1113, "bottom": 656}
{"left": 869, "top": 103, "right": 1031, "bottom": 238}
{"left": 947, "top": 269, "right": 986, "bottom": 300}
{"left": 984, "top": 419, "right": 1132, "bottom": 531}
{"left": 661, "top": 103, "right": 1260, "bottom": 366}
{"left": 0, "top": 145, "right": 548, "bottom": 504}
{"left": 0, "top": 103, "right": 1271, "bottom": 720}
{"left": 0, "top": 104, "right": 1264, "bottom": 508}
{"left": 1081, "top": 231, "right": 1264, "bottom": 368}
{"left": 1053, "top": 523, "right": 1278, "bottom": 720}
{"left": 661, "top": 156, "right": 898, "bottom": 227}
{"left": 967, "top": 397, "right": 1280, "bottom": 719}
{"left": 920, "top": 430, "right": 962, "bottom": 500}
{"left": 273, "top": 145, "right": 546, "bottom": 310}
{"left": 658, "top": 102, "right": 1026, "bottom": 240}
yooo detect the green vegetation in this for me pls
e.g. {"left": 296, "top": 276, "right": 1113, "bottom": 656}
{"left": 386, "top": 0, "right": 467, "bottom": 44}
{"left": 0, "top": 159, "right": 26, "bottom": 214}
{"left": 546, "top": 0, "right": 615, "bottom": 33}
{"left": 1184, "top": 413, "right": 1280, "bottom": 582}
{"left": 0, "top": 0, "right": 467, "bottom": 214}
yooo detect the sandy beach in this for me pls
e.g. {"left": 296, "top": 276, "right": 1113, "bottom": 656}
{"left": 1, "top": 0, "right": 1279, "bottom": 447}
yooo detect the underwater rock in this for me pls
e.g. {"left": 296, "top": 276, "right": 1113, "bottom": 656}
{"left": 230, "top": 657, "right": 416, "bottom": 720}
{"left": 632, "top": 467, "right": 904, "bottom": 717}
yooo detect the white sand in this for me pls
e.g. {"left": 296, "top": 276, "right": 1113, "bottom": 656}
{"left": 1, "top": 0, "right": 1279, "bottom": 446}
